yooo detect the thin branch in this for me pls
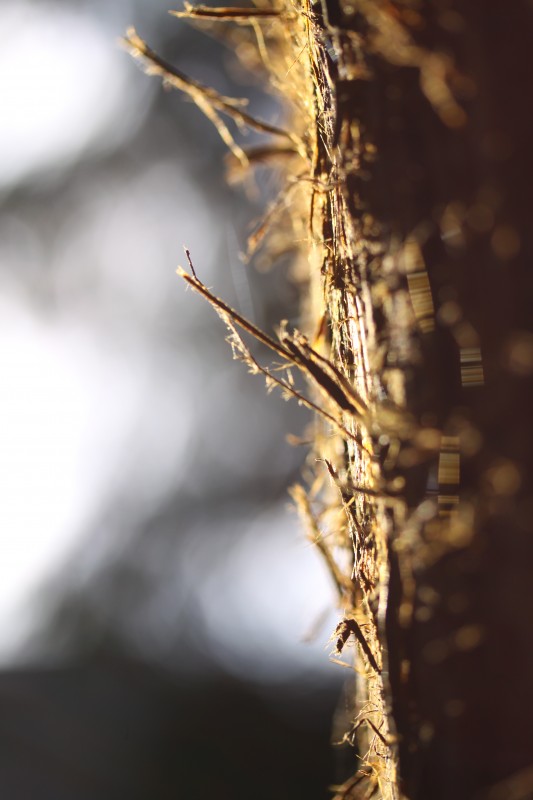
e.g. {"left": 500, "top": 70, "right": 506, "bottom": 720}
{"left": 171, "top": 3, "right": 287, "bottom": 21}
{"left": 177, "top": 264, "right": 294, "bottom": 361}
{"left": 177, "top": 257, "right": 369, "bottom": 446}
{"left": 122, "top": 28, "right": 302, "bottom": 167}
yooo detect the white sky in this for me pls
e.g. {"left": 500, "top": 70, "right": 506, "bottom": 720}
{"left": 0, "top": 2, "right": 337, "bottom": 677}
{"left": 0, "top": 3, "right": 147, "bottom": 189}
{"left": 0, "top": 2, "right": 158, "bottom": 654}
{"left": 0, "top": 305, "right": 137, "bottom": 652}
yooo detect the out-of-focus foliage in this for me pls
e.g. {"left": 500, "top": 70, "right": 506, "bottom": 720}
{"left": 1, "top": 0, "right": 342, "bottom": 676}
{"left": 0, "top": 1, "right": 347, "bottom": 797}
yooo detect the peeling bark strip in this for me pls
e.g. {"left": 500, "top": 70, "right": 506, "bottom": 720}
{"left": 127, "top": 3, "right": 533, "bottom": 799}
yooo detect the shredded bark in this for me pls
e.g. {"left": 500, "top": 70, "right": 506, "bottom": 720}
{"left": 126, "top": 2, "right": 533, "bottom": 798}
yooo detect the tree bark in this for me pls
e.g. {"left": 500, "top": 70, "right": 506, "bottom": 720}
{"left": 128, "top": 3, "right": 533, "bottom": 797}
{"left": 288, "top": 2, "right": 533, "bottom": 798}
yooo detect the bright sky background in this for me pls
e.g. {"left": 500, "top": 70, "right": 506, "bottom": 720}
{"left": 0, "top": 1, "right": 337, "bottom": 678}
{"left": 0, "top": 1, "right": 154, "bottom": 654}
{"left": 0, "top": 4, "right": 147, "bottom": 190}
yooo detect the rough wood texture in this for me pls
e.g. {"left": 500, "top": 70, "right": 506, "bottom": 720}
{"left": 287, "top": 2, "right": 533, "bottom": 798}
{"left": 127, "top": 3, "right": 533, "bottom": 797}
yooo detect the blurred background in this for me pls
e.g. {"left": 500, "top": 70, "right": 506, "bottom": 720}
{"left": 0, "top": 0, "right": 350, "bottom": 797}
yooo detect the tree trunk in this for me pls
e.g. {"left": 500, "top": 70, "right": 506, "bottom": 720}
{"left": 127, "top": 3, "right": 533, "bottom": 797}
{"left": 283, "top": 2, "right": 533, "bottom": 798}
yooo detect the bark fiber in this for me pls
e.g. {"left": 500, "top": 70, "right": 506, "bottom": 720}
{"left": 128, "top": 3, "right": 533, "bottom": 797}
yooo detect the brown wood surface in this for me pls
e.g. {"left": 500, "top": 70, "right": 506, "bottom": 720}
{"left": 311, "top": 2, "right": 533, "bottom": 797}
